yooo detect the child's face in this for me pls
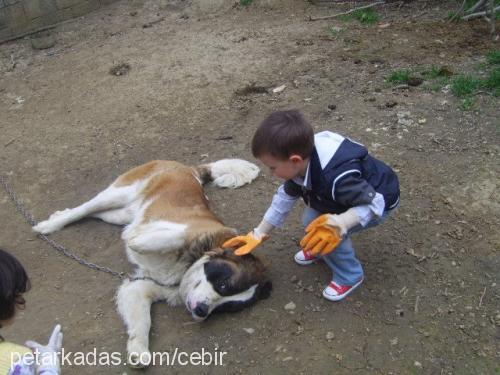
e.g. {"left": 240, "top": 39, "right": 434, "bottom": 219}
{"left": 259, "top": 153, "right": 308, "bottom": 180}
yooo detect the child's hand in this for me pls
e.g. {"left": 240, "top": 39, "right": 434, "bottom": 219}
{"left": 25, "top": 324, "right": 63, "bottom": 373}
{"left": 222, "top": 231, "right": 269, "bottom": 255}
{"left": 304, "top": 213, "right": 348, "bottom": 236}
{"left": 300, "top": 223, "right": 342, "bottom": 256}
{"left": 300, "top": 213, "right": 346, "bottom": 256}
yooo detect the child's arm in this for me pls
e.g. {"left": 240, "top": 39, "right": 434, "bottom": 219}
{"left": 333, "top": 174, "right": 385, "bottom": 225}
{"left": 223, "top": 185, "right": 299, "bottom": 255}
{"left": 301, "top": 173, "right": 385, "bottom": 256}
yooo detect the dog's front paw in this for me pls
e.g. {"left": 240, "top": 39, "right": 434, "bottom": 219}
{"left": 127, "top": 339, "right": 151, "bottom": 368}
{"left": 33, "top": 210, "right": 71, "bottom": 234}
{"left": 33, "top": 220, "right": 62, "bottom": 234}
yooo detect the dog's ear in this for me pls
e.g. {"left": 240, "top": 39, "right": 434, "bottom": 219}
{"left": 258, "top": 280, "right": 272, "bottom": 300}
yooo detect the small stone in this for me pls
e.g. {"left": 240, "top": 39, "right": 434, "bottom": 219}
{"left": 282, "top": 356, "right": 293, "bottom": 362}
{"left": 414, "top": 361, "right": 422, "bottom": 368}
{"left": 272, "top": 84, "right": 286, "bottom": 93}
{"left": 31, "top": 31, "right": 56, "bottom": 50}
{"left": 328, "top": 104, "right": 337, "bottom": 111}
{"left": 243, "top": 328, "right": 255, "bottom": 334}
{"left": 290, "top": 275, "right": 298, "bottom": 283}
{"left": 284, "top": 302, "right": 296, "bottom": 311}
{"left": 418, "top": 118, "right": 427, "bottom": 124}
{"left": 390, "top": 337, "right": 398, "bottom": 346}
{"left": 326, "top": 332, "right": 335, "bottom": 341}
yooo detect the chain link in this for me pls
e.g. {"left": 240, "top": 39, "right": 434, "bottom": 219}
{"left": 0, "top": 175, "right": 172, "bottom": 288}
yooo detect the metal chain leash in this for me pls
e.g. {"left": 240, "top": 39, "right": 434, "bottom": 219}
{"left": 0, "top": 175, "right": 173, "bottom": 288}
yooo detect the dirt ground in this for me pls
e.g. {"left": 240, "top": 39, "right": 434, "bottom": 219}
{"left": 1, "top": 0, "right": 499, "bottom": 373}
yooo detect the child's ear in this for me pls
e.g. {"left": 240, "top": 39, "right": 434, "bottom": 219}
{"left": 289, "top": 154, "right": 303, "bottom": 164}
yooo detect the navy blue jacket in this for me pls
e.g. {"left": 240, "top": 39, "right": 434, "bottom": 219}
{"left": 284, "top": 133, "right": 400, "bottom": 215}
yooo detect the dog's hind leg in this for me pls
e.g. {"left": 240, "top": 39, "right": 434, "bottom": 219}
{"left": 33, "top": 183, "right": 142, "bottom": 234}
{"left": 116, "top": 279, "right": 171, "bottom": 368}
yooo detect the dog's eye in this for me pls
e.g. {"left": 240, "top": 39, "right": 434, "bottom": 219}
{"left": 219, "top": 280, "right": 228, "bottom": 290}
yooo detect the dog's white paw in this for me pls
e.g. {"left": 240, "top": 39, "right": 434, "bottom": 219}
{"left": 33, "top": 220, "right": 63, "bottom": 234}
{"left": 33, "top": 210, "right": 71, "bottom": 234}
{"left": 127, "top": 339, "right": 151, "bottom": 368}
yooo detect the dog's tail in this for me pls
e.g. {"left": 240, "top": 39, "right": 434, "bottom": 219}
{"left": 195, "top": 159, "right": 260, "bottom": 188}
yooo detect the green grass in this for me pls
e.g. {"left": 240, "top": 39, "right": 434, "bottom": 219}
{"left": 240, "top": 0, "right": 253, "bottom": 5}
{"left": 386, "top": 55, "right": 498, "bottom": 111}
{"left": 387, "top": 69, "right": 412, "bottom": 84}
{"left": 341, "top": 8, "right": 380, "bottom": 25}
{"left": 486, "top": 50, "right": 500, "bottom": 65}
{"left": 451, "top": 74, "right": 482, "bottom": 97}
{"left": 483, "top": 68, "right": 500, "bottom": 96}
{"left": 423, "top": 65, "right": 453, "bottom": 79}
{"left": 459, "top": 97, "right": 476, "bottom": 111}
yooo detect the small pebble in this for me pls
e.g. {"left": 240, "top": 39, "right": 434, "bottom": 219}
{"left": 284, "top": 302, "right": 296, "bottom": 311}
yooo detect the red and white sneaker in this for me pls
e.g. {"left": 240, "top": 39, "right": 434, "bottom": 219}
{"left": 294, "top": 249, "right": 319, "bottom": 266}
{"left": 322, "top": 278, "right": 364, "bottom": 301}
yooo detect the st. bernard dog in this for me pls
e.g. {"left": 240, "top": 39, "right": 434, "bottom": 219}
{"left": 33, "top": 159, "right": 271, "bottom": 367}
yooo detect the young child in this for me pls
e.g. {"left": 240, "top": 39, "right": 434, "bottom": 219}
{"left": 223, "top": 110, "right": 400, "bottom": 301}
{"left": 0, "top": 249, "right": 63, "bottom": 374}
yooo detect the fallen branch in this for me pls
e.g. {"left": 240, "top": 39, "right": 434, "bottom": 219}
{"left": 309, "top": 1, "right": 386, "bottom": 22}
{"left": 488, "top": 0, "right": 496, "bottom": 35}
{"left": 462, "top": 4, "right": 500, "bottom": 20}
{"left": 448, "top": 0, "right": 469, "bottom": 22}
{"left": 466, "top": 0, "right": 487, "bottom": 14}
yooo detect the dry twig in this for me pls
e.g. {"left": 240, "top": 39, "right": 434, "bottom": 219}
{"left": 309, "top": 1, "right": 386, "bottom": 22}
{"left": 479, "top": 287, "right": 487, "bottom": 307}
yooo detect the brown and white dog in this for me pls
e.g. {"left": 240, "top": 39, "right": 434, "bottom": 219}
{"left": 33, "top": 159, "right": 271, "bottom": 367}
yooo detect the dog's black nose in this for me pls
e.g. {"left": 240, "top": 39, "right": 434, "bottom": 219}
{"left": 194, "top": 303, "right": 209, "bottom": 318}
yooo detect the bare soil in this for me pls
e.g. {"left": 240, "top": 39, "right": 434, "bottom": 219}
{"left": 1, "top": 0, "right": 499, "bottom": 374}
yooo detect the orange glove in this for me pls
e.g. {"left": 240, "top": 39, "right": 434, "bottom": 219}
{"left": 300, "top": 209, "right": 362, "bottom": 256}
{"left": 223, "top": 220, "right": 274, "bottom": 256}
{"left": 222, "top": 231, "right": 269, "bottom": 255}
{"left": 300, "top": 221, "right": 342, "bottom": 257}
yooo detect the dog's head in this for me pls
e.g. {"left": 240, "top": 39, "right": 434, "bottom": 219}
{"left": 179, "top": 249, "right": 272, "bottom": 321}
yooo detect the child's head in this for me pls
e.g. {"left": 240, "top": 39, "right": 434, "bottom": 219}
{"left": 0, "top": 249, "right": 30, "bottom": 327}
{"left": 251, "top": 110, "right": 313, "bottom": 180}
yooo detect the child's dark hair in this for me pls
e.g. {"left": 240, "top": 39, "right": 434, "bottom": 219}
{"left": 251, "top": 110, "right": 314, "bottom": 160}
{"left": 0, "top": 249, "right": 30, "bottom": 322}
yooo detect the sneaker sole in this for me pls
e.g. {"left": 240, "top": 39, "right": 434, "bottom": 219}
{"left": 322, "top": 278, "right": 364, "bottom": 302}
{"left": 293, "top": 254, "right": 318, "bottom": 266}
